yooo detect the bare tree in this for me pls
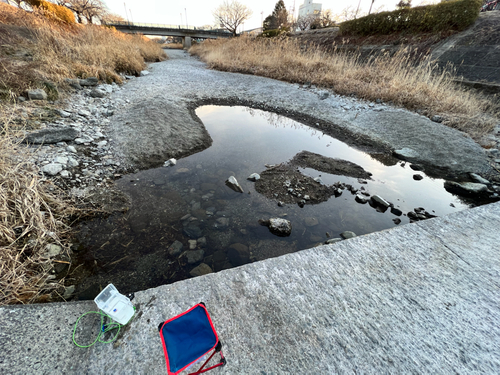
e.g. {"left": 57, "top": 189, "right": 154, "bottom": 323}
{"left": 295, "top": 14, "right": 317, "bottom": 31}
{"left": 55, "top": 0, "right": 107, "bottom": 24}
{"left": 213, "top": 0, "right": 252, "bottom": 36}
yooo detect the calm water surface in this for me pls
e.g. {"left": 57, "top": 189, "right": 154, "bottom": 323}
{"left": 73, "top": 106, "right": 469, "bottom": 299}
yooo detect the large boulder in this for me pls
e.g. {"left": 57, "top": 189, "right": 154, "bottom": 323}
{"left": 24, "top": 128, "right": 79, "bottom": 144}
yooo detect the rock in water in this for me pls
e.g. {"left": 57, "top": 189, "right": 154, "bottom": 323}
{"left": 444, "top": 181, "right": 489, "bottom": 196}
{"left": 340, "top": 231, "right": 357, "bottom": 239}
{"left": 225, "top": 176, "right": 243, "bottom": 193}
{"left": 247, "top": 173, "right": 260, "bottom": 181}
{"left": 189, "top": 263, "right": 212, "bottom": 277}
{"left": 371, "top": 195, "right": 391, "bottom": 209}
{"left": 164, "top": 158, "right": 177, "bottom": 167}
{"left": 259, "top": 218, "right": 292, "bottom": 237}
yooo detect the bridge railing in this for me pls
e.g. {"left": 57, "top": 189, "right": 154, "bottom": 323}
{"left": 107, "top": 21, "right": 231, "bottom": 34}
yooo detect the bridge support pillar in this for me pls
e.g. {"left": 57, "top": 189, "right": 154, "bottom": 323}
{"left": 183, "top": 36, "right": 192, "bottom": 49}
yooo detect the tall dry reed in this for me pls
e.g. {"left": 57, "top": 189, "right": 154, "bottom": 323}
{"left": 0, "top": 3, "right": 167, "bottom": 92}
{"left": 191, "top": 36, "right": 497, "bottom": 138}
{"left": 0, "top": 105, "right": 75, "bottom": 305}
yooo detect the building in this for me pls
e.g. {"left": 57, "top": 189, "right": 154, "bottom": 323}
{"left": 298, "top": 0, "right": 322, "bottom": 18}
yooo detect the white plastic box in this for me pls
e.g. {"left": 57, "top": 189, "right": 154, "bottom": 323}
{"left": 94, "top": 284, "right": 135, "bottom": 325}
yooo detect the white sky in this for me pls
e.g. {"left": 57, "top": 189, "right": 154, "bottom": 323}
{"left": 102, "top": 0, "right": 426, "bottom": 31}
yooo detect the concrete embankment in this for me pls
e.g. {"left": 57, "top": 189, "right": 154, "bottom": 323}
{"left": 1, "top": 201, "right": 499, "bottom": 374}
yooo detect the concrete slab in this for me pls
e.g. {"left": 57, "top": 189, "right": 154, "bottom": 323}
{"left": 1, "top": 202, "right": 499, "bottom": 374}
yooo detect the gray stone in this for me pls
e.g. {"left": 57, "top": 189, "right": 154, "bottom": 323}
{"left": 340, "top": 231, "right": 357, "bottom": 239}
{"left": 371, "top": 195, "right": 391, "bottom": 209}
{"left": 60, "top": 170, "right": 71, "bottom": 178}
{"left": 225, "top": 176, "right": 243, "bottom": 193}
{"left": 164, "top": 158, "right": 177, "bottom": 167}
{"left": 43, "top": 244, "right": 63, "bottom": 258}
{"left": 197, "top": 237, "right": 207, "bottom": 247}
{"left": 189, "top": 263, "right": 212, "bottom": 277}
{"left": 66, "top": 146, "right": 77, "bottom": 154}
{"left": 185, "top": 249, "right": 204, "bottom": 264}
{"left": 96, "top": 140, "right": 108, "bottom": 148}
{"left": 247, "top": 173, "right": 260, "bottom": 181}
{"left": 215, "top": 217, "right": 229, "bottom": 228}
{"left": 53, "top": 156, "right": 68, "bottom": 165}
{"left": 431, "top": 115, "right": 443, "bottom": 123}
{"left": 188, "top": 240, "right": 197, "bottom": 250}
{"left": 58, "top": 110, "right": 71, "bottom": 117}
{"left": 90, "top": 89, "right": 106, "bottom": 98}
{"left": 79, "top": 77, "right": 98, "bottom": 86}
{"left": 318, "top": 91, "right": 330, "bottom": 100}
{"left": 24, "top": 128, "right": 79, "bottom": 144}
{"left": 62, "top": 285, "right": 76, "bottom": 300}
{"left": 183, "top": 223, "right": 203, "bottom": 238}
{"left": 228, "top": 243, "right": 250, "bottom": 266}
{"left": 355, "top": 194, "right": 369, "bottom": 204}
{"left": 304, "top": 217, "right": 319, "bottom": 227}
{"left": 393, "top": 147, "right": 418, "bottom": 159}
{"left": 27, "top": 89, "right": 47, "bottom": 101}
{"left": 125, "top": 75, "right": 135, "bottom": 80}
{"left": 140, "top": 70, "right": 150, "bottom": 76}
{"left": 261, "top": 218, "right": 292, "bottom": 237}
{"left": 78, "top": 110, "right": 91, "bottom": 117}
{"left": 41, "top": 163, "right": 63, "bottom": 176}
{"left": 168, "top": 240, "right": 183, "bottom": 256}
{"left": 444, "top": 181, "right": 489, "bottom": 196}
{"left": 65, "top": 79, "right": 82, "bottom": 89}
{"left": 469, "top": 173, "right": 490, "bottom": 184}
{"left": 75, "top": 136, "right": 94, "bottom": 144}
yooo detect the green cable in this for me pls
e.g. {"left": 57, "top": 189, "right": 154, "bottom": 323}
{"left": 72, "top": 311, "right": 123, "bottom": 348}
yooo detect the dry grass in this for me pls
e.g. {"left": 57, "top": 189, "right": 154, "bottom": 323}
{"left": 0, "top": 3, "right": 167, "bottom": 305}
{"left": 191, "top": 36, "right": 498, "bottom": 138}
{"left": 0, "top": 3, "right": 167, "bottom": 94}
{"left": 0, "top": 104, "right": 76, "bottom": 305}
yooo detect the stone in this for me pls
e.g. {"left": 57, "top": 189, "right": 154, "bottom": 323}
{"left": 393, "top": 218, "right": 402, "bottom": 225}
{"left": 75, "top": 136, "right": 94, "bottom": 144}
{"left": 355, "top": 194, "right": 369, "bottom": 204}
{"left": 78, "top": 110, "right": 91, "bottom": 117}
{"left": 183, "top": 223, "right": 203, "bottom": 239}
{"left": 53, "top": 156, "right": 68, "bottom": 165}
{"left": 125, "top": 75, "right": 135, "bottom": 80}
{"left": 394, "top": 148, "right": 418, "bottom": 159}
{"left": 215, "top": 217, "right": 229, "bottom": 228}
{"left": 79, "top": 77, "right": 98, "bottom": 86}
{"left": 444, "top": 181, "right": 489, "bottom": 196}
{"left": 260, "top": 218, "right": 292, "bottom": 237}
{"left": 24, "top": 128, "right": 79, "bottom": 144}
{"left": 371, "top": 195, "right": 391, "bottom": 209}
{"left": 65, "top": 79, "right": 82, "bottom": 90}
{"left": 469, "top": 173, "right": 489, "bottom": 185}
{"left": 225, "top": 176, "right": 243, "bottom": 193}
{"left": 168, "top": 240, "right": 183, "bottom": 256}
{"left": 63, "top": 285, "right": 76, "bottom": 300}
{"left": 189, "top": 263, "right": 212, "bottom": 277}
{"left": 140, "top": 70, "right": 150, "bottom": 76}
{"left": 318, "top": 92, "right": 329, "bottom": 100}
{"left": 60, "top": 170, "right": 71, "bottom": 178}
{"left": 228, "top": 243, "right": 250, "bottom": 266}
{"left": 431, "top": 115, "right": 443, "bottom": 123}
{"left": 325, "top": 238, "right": 342, "bottom": 244}
{"left": 188, "top": 240, "right": 197, "bottom": 250}
{"left": 27, "top": 89, "right": 47, "bottom": 101}
{"left": 58, "top": 110, "right": 71, "bottom": 117}
{"left": 304, "top": 217, "right": 319, "bottom": 227}
{"left": 247, "top": 173, "right": 260, "bottom": 181}
{"left": 186, "top": 250, "right": 204, "bottom": 264}
{"left": 41, "top": 163, "right": 63, "bottom": 176}
{"left": 340, "top": 231, "right": 357, "bottom": 239}
{"left": 164, "top": 158, "right": 177, "bottom": 167}
{"left": 90, "top": 89, "right": 106, "bottom": 98}
{"left": 43, "top": 244, "right": 63, "bottom": 258}
{"left": 391, "top": 207, "right": 403, "bottom": 216}
{"left": 96, "top": 141, "right": 107, "bottom": 148}
{"left": 66, "top": 146, "right": 77, "bottom": 153}
{"left": 413, "top": 174, "right": 424, "bottom": 181}
{"left": 197, "top": 237, "right": 207, "bottom": 247}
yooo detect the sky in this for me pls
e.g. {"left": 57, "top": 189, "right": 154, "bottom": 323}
{"left": 102, "top": 0, "right": 429, "bottom": 31}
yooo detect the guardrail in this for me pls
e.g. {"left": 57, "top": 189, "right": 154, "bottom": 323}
{"left": 107, "top": 21, "right": 231, "bottom": 34}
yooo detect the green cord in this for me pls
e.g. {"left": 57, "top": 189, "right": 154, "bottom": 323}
{"left": 72, "top": 311, "right": 123, "bottom": 348}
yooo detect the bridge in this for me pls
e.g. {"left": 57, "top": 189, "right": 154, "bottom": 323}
{"left": 106, "top": 22, "right": 233, "bottom": 48}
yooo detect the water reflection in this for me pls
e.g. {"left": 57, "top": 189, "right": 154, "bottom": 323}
{"left": 73, "top": 105, "right": 470, "bottom": 299}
